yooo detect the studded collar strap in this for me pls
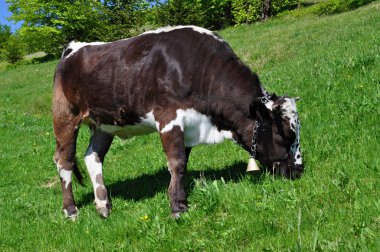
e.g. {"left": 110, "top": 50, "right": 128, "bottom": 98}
{"left": 250, "top": 120, "right": 260, "bottom": 159}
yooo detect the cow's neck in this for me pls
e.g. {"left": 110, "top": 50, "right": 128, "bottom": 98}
{"left": 196, "top": 74, "right": 266, "bottom": 152}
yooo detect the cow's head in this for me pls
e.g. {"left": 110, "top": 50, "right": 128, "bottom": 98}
{"left": 250, "top": 94, "right": 304, "bottom": 179}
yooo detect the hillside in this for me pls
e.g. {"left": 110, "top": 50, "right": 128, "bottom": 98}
{"left": 0, "top": 2, "right": 379, "bottom": 250}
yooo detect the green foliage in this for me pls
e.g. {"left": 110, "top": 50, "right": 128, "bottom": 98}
{"left": 18, "top": 26, "right": 64, "bottom": 56}
{"left": 314, "top": 0, "right": 376, "bottom": 15}
{"left": 231, "top": 0, "right": 262, "bottom": 24}
{"left": 3, "top": 35, "right": 25, "bottom": 64}
{"left": 7, "top": 0, "right": 109, "bottom": 55}
{"left": 6, "top": 0, "right": 149, "bottom": 55}
{"left": 102, "top": 0, "right": 152, "bottom": 39}
{"left": 54, "top": 1, "right": 109, "bottom": 42}
{"left": 5, "top": 0, "right": 377, "bottom": 58}
{"left": 0, "top": 24, "right": 11, "bottom": 46}
{"left": 271, "top": 0, "right": 300, "bottom": 15}
{"left": 153, "top": 0, "right": 233, "bottom": 30}
{"left": 232, "top": 0, "right": 300, "bottom": 24}
{"left": 0, "top": 24, "right": 12, "bottom": 61}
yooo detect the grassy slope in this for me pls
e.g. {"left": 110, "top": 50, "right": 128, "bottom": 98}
{"left": 0, "top": 2, "right": 379, "bottom": 251}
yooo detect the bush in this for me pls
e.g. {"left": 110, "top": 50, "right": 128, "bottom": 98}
{"left": 0, "top": 24, "right": 12, "bottom": 61}
{"left": 232, "top": 0, "right": 262, "bottom": 24}
{"left": 272, "top": 0, "right": 300, "bottom": 15}
{"left": 0, "top": 24, "right": 11, "bottom": 46}
{"left": 153, "top": 0, "right": 233, "bottom": 30}
{"left": 4, "top": 36, "right": 25, "bottom": 64}
{"left": 0, "top": 48, "right": 6, "bottom": 61}
{"left": 18, "top": 26, "right": 64, "bottom": 57}
{"left": 232, "top": 0, "right": 300, "bottom": 25}
{"left": 314, "top": 0, "right": 376, "bottom": 15}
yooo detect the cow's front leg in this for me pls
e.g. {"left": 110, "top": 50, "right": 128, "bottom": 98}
{"left": 160, "top": 126, "right": 188, "bottom": 218}
{"left": 84, "top": 129, "right": 113, "bottom": 218}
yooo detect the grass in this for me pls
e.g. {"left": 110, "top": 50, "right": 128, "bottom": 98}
{"left": 1, "top": 2, "right": 380, "bottom": 250}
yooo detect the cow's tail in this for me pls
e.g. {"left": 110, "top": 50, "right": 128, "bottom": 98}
{"left": 53, "top": 71, "right": 85, "bottom": 187}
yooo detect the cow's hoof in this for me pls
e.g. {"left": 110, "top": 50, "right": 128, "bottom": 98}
{"left": 63, "top": 206, "right": 78, "bottom": 221}
{"left": 97, "top": 206, "right": 111, "bottom": 218}
{"left": 171, "top": 212, "right": 182, "bottom": 220}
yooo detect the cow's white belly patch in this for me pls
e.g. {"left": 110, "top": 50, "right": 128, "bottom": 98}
{"left": 97, "top": 109, "right": 233, "bottom": 147}
{"left": 161, "top": 108, "right": 233, "bottom": 147}
{"left": 99, "top": 124, "right": 156, "bottom": 139}
{"left": 99, "top": 111, "right": 158, "bottom": 139}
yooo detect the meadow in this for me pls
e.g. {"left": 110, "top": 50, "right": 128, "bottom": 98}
{"left": 0, "top": 2, "right": 379, "bottom": 251}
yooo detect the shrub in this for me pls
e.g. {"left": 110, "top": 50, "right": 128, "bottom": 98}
{"left": 0, "top": 48, "right": 6, "bottom": 61}
{"left": 4, "top": 36, "right": 25, "bottom": 64}
{"left": 232, "top": 0, "right": 262, "bottom": 24}
{"left": 18, "top": 26, "right": 64, "bottom": 57}
{"left": 232, "top": 0, "right": 301, "bottom": 25}
{"left": 0, "top": 24, "right": 11, "bottom": 46}
{"left": 272, "top": 0, "right": 300, "bottom": 15}
{"left": 153, "top": 0, "right": 233, "bottom": 30}
{"left": 0, "top": 24, "right": 12, "bottom": 61}
{"left": 314, "top": 0, "right": 376, "bottom": 15}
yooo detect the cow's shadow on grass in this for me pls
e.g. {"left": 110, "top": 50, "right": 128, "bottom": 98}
{"left": 78, "top": 161, "right": 263, "bottom": 207}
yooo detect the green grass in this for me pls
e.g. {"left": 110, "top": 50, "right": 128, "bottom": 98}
{"left": 1, "top": 2, "right": 380, "bottom": 250}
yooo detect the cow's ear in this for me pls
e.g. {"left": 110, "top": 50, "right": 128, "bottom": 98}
{"left": 272, "top": 96, "right": 285, "bottom": 115}
{"left": 250, "top": 99, "right": 271, "bottom": 122}
{"left": 270, "top": 93, "right": 278, "bottom": 100}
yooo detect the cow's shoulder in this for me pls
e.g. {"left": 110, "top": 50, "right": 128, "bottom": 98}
{"left": 61, "top": 41, "right": 108, "bottom": 59}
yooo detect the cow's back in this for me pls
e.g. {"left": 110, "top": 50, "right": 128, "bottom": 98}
{"left": 55, "top": 26, "right": 258, "bottom": 126}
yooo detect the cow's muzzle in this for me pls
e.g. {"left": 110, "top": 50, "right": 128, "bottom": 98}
{"left": 272, "top": 161, "right": 304, "bottom": 179}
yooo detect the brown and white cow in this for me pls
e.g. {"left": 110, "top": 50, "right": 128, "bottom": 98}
{"left": 53, "top": 25, "right": 303, "bottom": 219}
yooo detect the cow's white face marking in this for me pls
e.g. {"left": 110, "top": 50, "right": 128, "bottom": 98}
{"left": 264, "top": 100, "right": 274, "bottom": 111}
{"left": 161, "top": 108, "right": 233, "bottom": 147}
{"left": 281, "top": 98, "right": 298, "bottom": 132}
{"left": 143, "top": 25, "right": 224, "bottom": 43}
{"left": 281, "top": 98, "right": 302, "bottom": 165}
{"left": 261, "top": 87, "right": 273, "bottom": 111}
{"left": 63, "top": 41, "right": 107, "bottom": 59}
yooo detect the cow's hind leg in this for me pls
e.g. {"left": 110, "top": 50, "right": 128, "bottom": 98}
{"left": 160, "top": 126, "right": 188, "bottom": 219}
{"left": 53, "top": 102, "right": 82, "bottom": 219}
{"left": 84, "top": 129, "right": 113, "bottom": 218}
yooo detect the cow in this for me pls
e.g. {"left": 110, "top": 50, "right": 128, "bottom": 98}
{"left": 53, "top": 25, "right": 304, "bottom": 219}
